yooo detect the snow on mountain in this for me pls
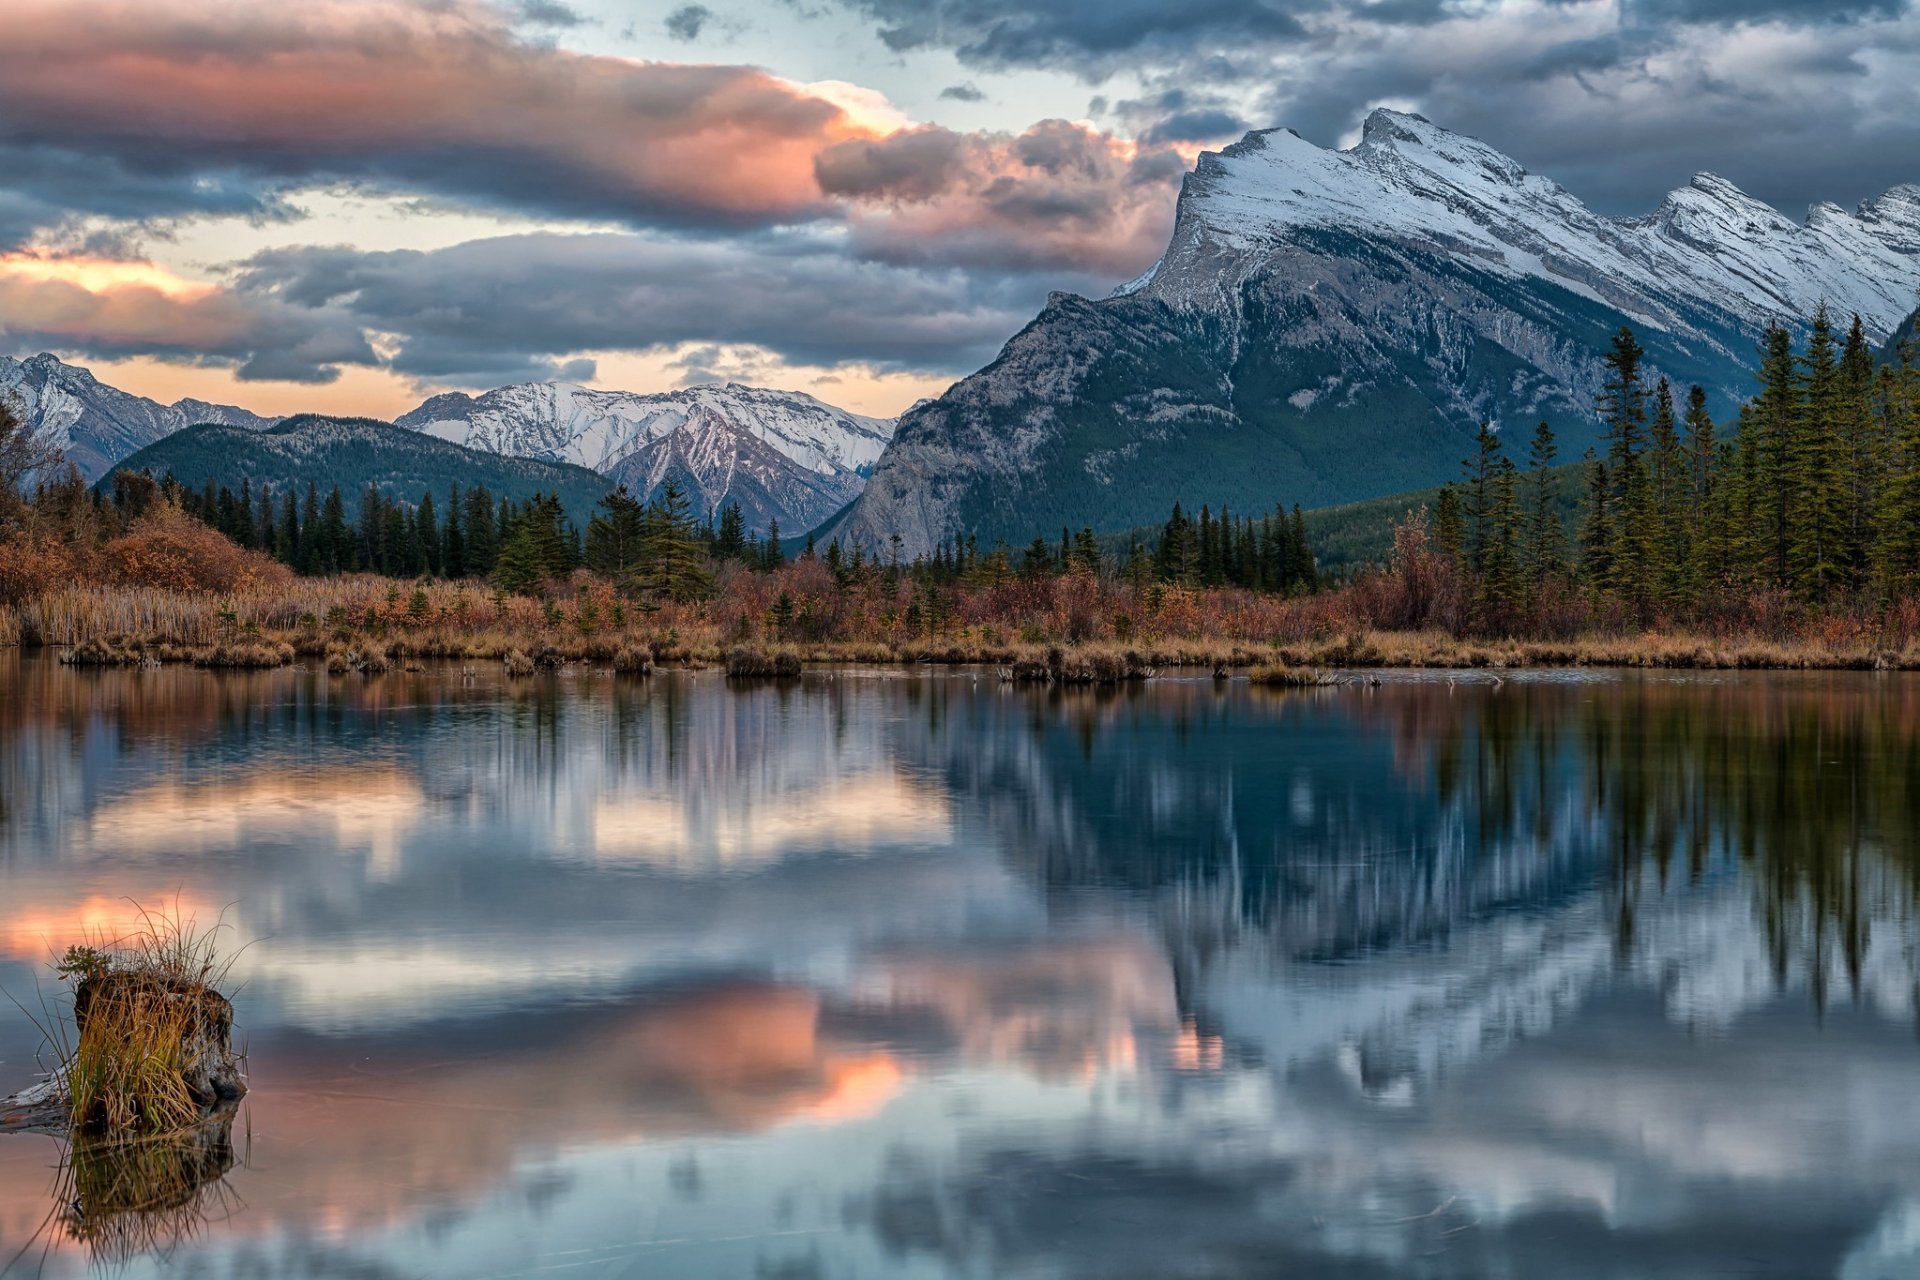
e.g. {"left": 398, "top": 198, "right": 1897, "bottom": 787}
{"left": 1130, "top": 109, "right": 1920, "bottom": 341}
{"left": 831, "top": 111, "right": 1920, "bottom": 558}
{"left": 1, "top": 352, "right": 279, "bottom": 483}
{"left": 607, "top": 404, "right": 868, "bottom": 533}
{"left": 395, "top": 380, "right": 894, "bottom": 532}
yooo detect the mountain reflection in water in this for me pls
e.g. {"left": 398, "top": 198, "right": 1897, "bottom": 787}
{"left": 1, "top": 654, "right": 1917, "bottom": 1279}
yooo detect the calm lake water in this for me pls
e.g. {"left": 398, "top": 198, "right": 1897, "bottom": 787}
{"left": 3, "top": 653, "right": 1919, "bottom": 1279}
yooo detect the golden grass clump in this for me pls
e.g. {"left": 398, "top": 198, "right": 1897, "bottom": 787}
{"left": 56, "top": 1111, "right": 241, "bottom": 1266}
{"left": 725, "top": 645, "right": 802, "bottom": 678}
{"left": 1248, "top": 663, "right": 1341, "bottom": 687}
{"left": 53, "top": 911, "right": 245, "bottom": 1139}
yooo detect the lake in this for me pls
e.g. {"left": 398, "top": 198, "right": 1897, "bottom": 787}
{"left": 2, "top": 654, "right": 1918, "bottom": 1279}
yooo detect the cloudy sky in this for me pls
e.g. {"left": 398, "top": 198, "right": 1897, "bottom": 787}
{"left": 2, "top": 0, "right": 1917, "bottom": 419}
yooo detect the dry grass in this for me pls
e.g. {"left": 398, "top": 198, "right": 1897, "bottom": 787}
{"left": 725, "top": 645, "right": 802, "bottom": 678}
{"left": 8, "top": 575, "right": 1920, "bottom": 674}
{"left": 55, "top": 1113, "right": 241, "bottom": 1266}
{"left": 1248, "top": 663, "right": 1342, "bottom": 687}
{"left": 50, "top": 906, "right": 242, "bottom": 1139}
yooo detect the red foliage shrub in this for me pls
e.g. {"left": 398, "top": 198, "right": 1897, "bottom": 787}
{"left": 99, "top": 506, "right": 291, "bottom": 594}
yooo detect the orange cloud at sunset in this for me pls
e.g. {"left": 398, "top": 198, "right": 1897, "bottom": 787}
{"left": 0, "top": 0, "right": 877, "bottom": 230}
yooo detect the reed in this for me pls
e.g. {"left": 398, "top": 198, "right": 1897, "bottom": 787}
{"left": 50, "top": 907, "right": 245, "bottom": 1139}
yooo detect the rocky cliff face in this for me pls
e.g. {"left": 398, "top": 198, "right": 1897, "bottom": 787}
{"left": 828, "top": 110, "right": 1920, "bottom": 557}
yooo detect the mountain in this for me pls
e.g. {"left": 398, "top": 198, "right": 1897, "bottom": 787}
{"left": 1, "top": 352, "right": 278, "bottom": 483}
{"left": 107, "top": 415, "right": 612, "bottom": 524}
{"left": 827, "top": 110, "right": 1920, "bottom": 557}
{"left": 607, "top": 404, "right": 864, "bottom": 533}
{"left": 396, "top": 381, "right": 893, "bottom": 532}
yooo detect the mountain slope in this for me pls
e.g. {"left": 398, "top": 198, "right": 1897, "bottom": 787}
{"left": 607, "top": 405, "right": 862, "bottom": 531}
{"left": 107, "top": 415, "right": 611, "bottom": 523}
{"left": 1887, "top": 306, "right": 1920, "bottom": 362}
{"left": 828, "top": 110, "right": 1920, "bottom": 557}
{"left": 396, "top": 381, "right": 893, "bottom": 531}
{"left": 2, "top": 353, "right": 278, "bottom": 482}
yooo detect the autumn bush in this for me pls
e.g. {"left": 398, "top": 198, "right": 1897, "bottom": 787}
{"left": 99, "top": 506, "right": 290, "bottom": 595}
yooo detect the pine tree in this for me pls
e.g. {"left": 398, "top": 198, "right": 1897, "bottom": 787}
{"left": 1432, "top": 485, "right": 1466, "bottom": 568}
{"left": 1462, "top": 422, "right": 1503, "bottom": 574}
{"left": 1578, "top": 452, "right": 1613, "bottom": 587}
{"left": 1874, "top": 337, "right": 1920, "bottom": 594}
{"left": 300, "top": 482, "right": 322, "bottom": 575}
{"left": 464, "top": 486, "right": 499, "bottom": 577}
{"left": 1837, "top": 314, "right": 1879, "bottom": 593}
{"left": 1524, "top": 421, "right": 1565, "bottom": 592}
{"left": 764, "top": 518, "right": 785, "bottom": 570}
{"left": 441, "top": 483, "right": 466, "bottom": 578}
{"left": 1750, "top": 324, "right": 1799, "bottom": 587}
{"left": 277, "top": 487, "right": 300, "bottom": 569}
{"left": 585, "top": 486, "right": 647, "bottom": 575}
{"left": 416, "top": 489, "right": 441, "bottom": 577}
{"left": 1476, "top": 458, "right": 1524, "bottom": 627}
{"left": 1788, "top": 305, "right": 1844, "bottom": 602}
{"left": 1021, "top": 537, "right": 1053, "bottom": 579}
{"left": 634, "top": 480, "right": 713, "bottom": 603}
{"left": 714, "top": 503, "right": 747, "bottom": 561}
{"left": 1647, "top": 378, "right": 1685, "bottom": 609}
{"left": 1598, "top": 327, "right": 1650, "bottom": 607}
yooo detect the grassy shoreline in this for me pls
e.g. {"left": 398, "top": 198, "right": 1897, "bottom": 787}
{"left": 9, "top": 581, "right": 1920, "bottom": 674}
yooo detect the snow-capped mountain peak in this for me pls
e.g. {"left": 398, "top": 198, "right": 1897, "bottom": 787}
{"left": 836, "top": 111, "right": 1920, "bottom": 558}
{"left": 396, "top": 379, "right": 895, "bottom": 534}
{"left": 1136, "top": 108, "right": 1920, "bottom": 341}
{"left": 1, "top": 352, "right": 279, "bottom": 482}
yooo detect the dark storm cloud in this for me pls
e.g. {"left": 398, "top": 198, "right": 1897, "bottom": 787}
{"left": 838, "top": 0, "right": 1312, "bottom": 72}
{"left": 514, "top": 0, "right": 589, "bottom": 26}
{"left": 940, "top": 82, "right": 987, "bottom": 102}
{"left": 1621, "top": 0, "right": 1909, "bottom": 24}
{"left": 0, "top": 149, "right": 299, "bottom": 253}
{"left": 665, "top": 3, "right": 715, "bottom": 39}
{"left": 229, "top": 232, "right": 1053, "bottom": 384}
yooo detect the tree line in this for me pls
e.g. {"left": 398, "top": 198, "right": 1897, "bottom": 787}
{"left": 1422, "top": 307, "right": 1920, "bottom": 630}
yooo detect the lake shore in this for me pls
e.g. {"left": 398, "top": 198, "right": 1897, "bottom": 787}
{"left": 7, "top": 579, "right": 1919, "bottom": 674}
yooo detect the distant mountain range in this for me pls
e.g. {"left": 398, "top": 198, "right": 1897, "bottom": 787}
{"left": 397, "top": 381, "right": 893, "bottom": 533}
{"left": 6, "top": 353, "right": 895, "bottom": 534}
{"left": 825, "top": 109, "right": 1920, "bottom": 557}
{"left": 111, "top": 415, "right": 612, "bottom": 524}
{"left": 2, "top": 353, "right": 280, "bottom": 484}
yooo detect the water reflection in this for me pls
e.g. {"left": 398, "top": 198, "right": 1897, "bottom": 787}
{"left": 1, "top": 654, "right": 1918, "bottom": 1277}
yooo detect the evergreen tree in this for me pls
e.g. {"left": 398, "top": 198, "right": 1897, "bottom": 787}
{"left": 1788, "top": 305, "right": 1844, "bottom": 602}
{"left": 1598, "top": 327, "right": 1651, "bottom": 606}
{"left": 277, "top": 486, "right": 300, "bottom": 569}
{"left": 1021, "top": 537, "right": 1053, "bottom": 579}
{"left": 764, "top": 518, "right": 785, "bottom": 570}
{"left": 300, "top": 482, "right": 321, "bottom": 575}
{"left": 633, "top": 479, "right": 713, "bottom": 603}
{"left": 441, "top": 483, "right": 466, "bottom": 578}
{"left": 1750, "top": 323, "right": 1800, "bottom": 586}
{"left": 1432, "top": 485, "right": 1466, "bottom": 568}
{"left": 714, "top": 503, "right": 747, "bottom": 561}
{"left": 585, "top": 486, "right": 647, "bottom": 575}
{"left": 1578, "top": 452, "right": 1613, "bottom": 586}
{"left": 463, "top": 485, "right": 499, "bottom": 576}
{"left": 1524, "top": 421, "right": 1565, "bottom": 589}
{"left": 416, "top": 490, "right": 441, "bottom": 577}
{"left": 1646, "top": 378, "right": 1685, "bottom": 608}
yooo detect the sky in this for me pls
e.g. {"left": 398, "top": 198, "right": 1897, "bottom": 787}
{"left": 1, "top": 0, "right": 1917, "bottom": 420}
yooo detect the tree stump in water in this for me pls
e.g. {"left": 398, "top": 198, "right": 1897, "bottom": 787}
{"left": 1, "top": 971, "right": 245, "bottom": 1136}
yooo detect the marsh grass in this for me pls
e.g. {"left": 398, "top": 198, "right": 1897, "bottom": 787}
{"left": 47, "top": 904, "right": 245, "bottom": 1138}
{"left": 53, "top": 1112, "right": 245, "bottom": 1267}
